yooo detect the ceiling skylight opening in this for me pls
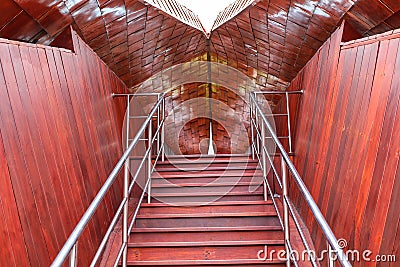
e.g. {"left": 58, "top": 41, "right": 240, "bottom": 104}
{"left": 145, "top": 0, "right": 256, "bottom": 38}
{"left": 175, "top": 0, "right": 237, "bottom": 34}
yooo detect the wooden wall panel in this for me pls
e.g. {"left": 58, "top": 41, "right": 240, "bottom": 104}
{"left": 0, "top": 126, "right": 30, "bottom": 267}
{"left": 0, "top": 28, "right": 127, "bottom": 266}
{"left": 279, "top": 23, "right": 400, "bottom": 265}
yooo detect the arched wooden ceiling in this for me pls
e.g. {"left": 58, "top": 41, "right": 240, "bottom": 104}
{"left": 1, "top": 0, "right": 400, "bottom": 90}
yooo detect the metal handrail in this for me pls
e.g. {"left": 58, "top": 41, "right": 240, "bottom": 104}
{"left": 252, "top": 90, "right": 303, "bottom": 153}
{"left": 249, "top": 92, "right": 351, "bottom": 267}
{"left": 51, "top": 93, "right": 165, "bottom": 267}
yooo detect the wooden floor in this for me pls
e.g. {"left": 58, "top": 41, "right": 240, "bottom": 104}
{"left": 101, "top": 155, "right": 314, "bottom": 266}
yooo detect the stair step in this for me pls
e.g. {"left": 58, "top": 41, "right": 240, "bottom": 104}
{"left": 150, "top": 190, "right": 263, "bottom": 197}
{"left": 155, "top": 165, "right": 260, "bottom": 172}
{"left": 128, "top": 261, "right": 286, "bottom": 267}
{"left": 155, "top": 162, "right": 259, "bottom": 169}
{"left": 151, "top": 181, "right": 263, "bottom": 187}
{"left": 127, "top": 259, "right": 286, "bottom": 266}
{"left": 151, "top": 185, "right": 263, "bottom": 195}
{"left": 129, "top": 240, "right": 284, "bottom": 247}
{"left": 139, "top": 200, "right": 273, "bottom": 207}
{"left": 156, "top": 159, "right": 258, "bottom": 166}
{"left": 152, "top": 170, "right": 262, "bottom": 179}
{"left": 150, "top": 194, "right": 264, "bottom": 203}
{"left": 152, "top": 176, "right": 263, "bottom": 185}
{"left": 126, "top": 245, "right": 285, "bottom": 264}
{"left": 138, "top": 202, "right": 275, "bottom": 215}
{"left": 129, "top": 230, "right": 283, "bottom": 244}
{"left": 135, "top": 214, "right": 280, "bottom": 228}
{"left": 132, "top": 226, "right": 282, "bottom": 233}
{"left": 136, "top": 212, "right": 276, "bottom": 219}
{"left": 161, "top": 154, "right": 251, "bottom": 160}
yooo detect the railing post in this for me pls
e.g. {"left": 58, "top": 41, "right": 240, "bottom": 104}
{"left": 122, "top": 95, "right": 130, "bottom": 267}
{"left": 328, "top": 243, "right": 335, "bottom": 267}
{"left": 255, "top": 107, "right": 259, "bottom": 156}
{"left": 161, "top": 97, "right": 165, "bottom": 161}
{"left": 261, "top": 122, "right": 268, "bottom": 201}
{"left": 250, "top": 97, "right": 255, "bottom": 160}
{"left": 285, "top": 92, "right": 293, "bottom": 154}
{"left": 69, "top": 243, "right": 78, "bottom": 267}
{"left": 157, "top": 94, "right": 161, "bottom": 155}
{"left": 281, "top": 157, "right": 290, "bottom": 267}
{"left": 126, "top": 96, "right": 130, "bottom": 148}
{"left": 147, "top": 121, "right": 153, "bottom": 204}
{"left": 122, "top": 161, "right": 129, "bottom": 267}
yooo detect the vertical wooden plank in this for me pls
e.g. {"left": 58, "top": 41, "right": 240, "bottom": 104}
{"left": 20, "top": 44, "right": 72, "bottom": 249}
{"left": 326, "top": 44, "right": 365, "bottom": 225}
{"left": 10, "top": 43, "right": 62, "bottom": 261}
{"left": 388, "top": 165, "right": 400, "bottom": 260}
{"left": 363, "top": 38, "right": 400, "bottom": 254}
{"left": 0, "top": 44, "right": 41, "bottom": 267}
{"left": 27, "top": 45, "right": 71, "bottom": 243}
{"left": 302, "top": 39, "right": 332, "bottom": 228}
{"left": 318, "top": 46, "right": 357, "bottom": 219}
{"left": 0, "top": 123, "right": 30, "bottom": 267}
{"left": 0, "top": 42, "right": 52, "bottom": 266}
{"left": 334, "top": 41, "right": 379, "bottom": 249}
{"left": 50, "top": 48, "right": 100, "bottom": 261}
{"left": 354, "top": 39, "right": 395, "bottom": 250}
{"left": 308, "top": 46, "right": 357, "bottom": 252}
{"left": 40, "top": 47, "right": 82, "bottom": 230}
{"left": 71, "top": 36, "right": 117, "bottom": 214}
{"left": 307, "top": 25, "right": 344, "bottom": 240}
{"left": 379, "top": 161, "right": 400, "bottom": 257}
{"left": 59, "top": 47, "right": 111, "bottom": 256}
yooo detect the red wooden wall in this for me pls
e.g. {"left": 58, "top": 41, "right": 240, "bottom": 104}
{"left": 280, "top": 22, "right": 400, "bottom": 264}
{"left": 0, "top": 28, "right": 127, "bottom": 266}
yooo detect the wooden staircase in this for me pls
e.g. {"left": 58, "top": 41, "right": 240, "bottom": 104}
{"left": 126, "top": 154, "right": 286, "bottom": 266}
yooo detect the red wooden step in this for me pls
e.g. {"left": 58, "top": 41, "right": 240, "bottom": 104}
{"left": 155, "top": 165, "right": 260, "bottom": 173}
{"left": 155, "top": 162, "right": 259, "bottom": 170}
{"left": 151, "top": 175, "right": 263, "bottom": 185}
{"left": 136, "top": 212, "right": 276, "bottom": 219}
{"left": 126, "top": 245, "right": 285, "bottom": 264}
{"left": 156, "top": 158, "right": 258, "bottom": 166}
{"left": 127, "top": 259, "right": 286, "bottom": 266}
{"left": 152, "top": 170, "right": 263, "bottom": 179}
{"left": 138, "top": 201, "right": 276, "bottom": 215}
{"left": 131, "top": 225, "right": 282, "bottom": 233}
{"left": 128, "top": 264, "right": 285, "bottom": 266}
{"left": 129, "top": 230, "right": 284, "bottom": 244}
{"left": 150, "top": 190, "right": 263, "bottom": 197}
{"left": 160, "top": 154, "right": 252, "bottom": 160}
{"left": 151, "top": 184, "right": 264, "bottom": 195}
{"left": 150, "top": 194, "right": 265, "bottom": 203}
{"left": 135, "top": 214, "right": 281, "bottom": 228}
{"left": 139, "top": 200, "right": 273, "bottom": 207}
{"left": 151, "top": 181, "right": 264, "bottom": 187}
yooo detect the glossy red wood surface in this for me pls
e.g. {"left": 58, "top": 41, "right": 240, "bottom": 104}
{"left": 102, "top": 155, "right": 315, "bottom": 266}
{"left": 1, "top": 0, "right": 400, "bottom": 91}
{"left": 161, "top": 82, "right": 252, "bottom": 155}
{"left": 275, "top": 23, "right": 400, "bottom": 264}
{"left": 0, "top": 29, "right": 128, "bottom": 266}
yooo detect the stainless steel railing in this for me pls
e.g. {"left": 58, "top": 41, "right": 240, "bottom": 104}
{"left": 249, "top": 92, "right": 351, "bottom": 267}
{"left": 51, "top": 93, "right": 166, "bottom": 267}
